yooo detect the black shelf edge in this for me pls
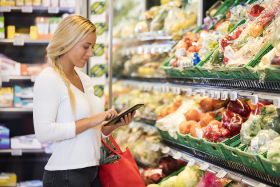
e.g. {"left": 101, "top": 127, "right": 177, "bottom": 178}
{"left": 0, "top": 6, "right": 75, "bottom": 14}
{"left": 134, "top": 117, "right": 156, "bottom": 126}
{"left": 118, "top": 76, "right": 280, "bottom": 94}
{"left": 163, "top": 139, "right": 280, "bottom": 187}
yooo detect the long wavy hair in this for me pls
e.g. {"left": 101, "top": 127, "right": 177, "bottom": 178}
{"left": 46, "top": 15, "right": 96, "bottom": 112}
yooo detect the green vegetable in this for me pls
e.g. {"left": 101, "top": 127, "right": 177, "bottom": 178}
{"left": 240, "top": 115, "right": 262, "bottom": 145}
{"left": 267, "top": 137, "right": 280, "bottom": 162}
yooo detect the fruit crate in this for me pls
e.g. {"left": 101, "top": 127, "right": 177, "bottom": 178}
{"left": 219, "top": 135, "right": 243, "bottom": 164}
{"left": 258, "top": 153, "right": 280, "bottom": 177}
{"left": 246, "top": 43, "right": 274, "bottom": 80}
{"left": 201, "top": 139, "right": 225, "bottom": 159}
{"left": 157, "top": 128, "right": 178, "bottom": 143}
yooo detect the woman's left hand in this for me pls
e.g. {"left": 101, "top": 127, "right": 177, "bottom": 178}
{"left": 115, "top": 111, "right": 136, "bottom": 127}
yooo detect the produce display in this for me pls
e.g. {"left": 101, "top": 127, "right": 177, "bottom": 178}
{"left": 156, "top": 95, "right": 264, "bottom": 142}
{"left": 147, "top": 165, "right": 248, "bottom": 187}
{"left": 159, "top": 0, "right": 280, "bottom": 81}
{"left": 113, "top": 1, "right": 197, "bottom": 78}
{"left": 113, "top": 82, "right": 184, "bottom": 120}
{"left": 113, "top": 122, "right": 162, "bottom": 166}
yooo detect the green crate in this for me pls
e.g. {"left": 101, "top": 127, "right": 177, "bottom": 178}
{"left": 157, "top": 129, "right": 177, "bottom": 142}
{"left": 262, "top": 67, "right": 280, "bottom": 81}
{"left": 215, "top": 66, "right": 254, "bottom": 80}
{"left": 187, "top": 135, "right": 208, "bottom": 153}
{"left": 237, "top": 145, "right": 266, "bottom": 172}
{"left": 258, "top": 154, "right": 280, "bottom": 177}
{"left": 198, "top": 67, "right": 220, "bottom": 78}
{"left": 177, "top": 133, "right": 193, "bottom": 148}
{"left": 159, "top": 166, "right": 186, "bottom": 184}
{"left": 181, "top": 66, "right": 204, "bottom": 78}
{"left": 219, "top": 135, "right": 243, "bottom": 164}
{"left": 202, "top": 139, "right": 225, "bottom": 159}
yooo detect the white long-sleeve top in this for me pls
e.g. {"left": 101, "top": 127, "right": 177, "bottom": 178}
{"left": 33, "top": 67, "right": 104, "bottom": 171}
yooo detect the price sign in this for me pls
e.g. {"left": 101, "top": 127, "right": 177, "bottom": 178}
{"left": 216, "top": 170, "right": 227, "bottom": 178}
{"left": 172, "top": 152, "right": 182, "bottom": 160}
{"left": 11, "top": 149, "right": 22, "bottom": 156}
{"left": 187, "top": 158, "right": 196, "bottom": 167}
{"left": 200, "top": 163, "right": 210, "bottom": 171}
{"left": 13, "top": 37, "right": 24, "bottom": 46}
{"left": 214, "top": 91, "right": 220, "bottom": 100}
{"left": 230, "top": 92, "right": 237, "bottom": 101}
{"left": 48, "top": 7, "right": 59, "bottom": 14}
{"left": 208, "top": 90, "right": 215, "bottom": 98}
{"left": 161, "top": 147, "right": 170, "bottom": 154}
{"left": 221, "top": 91, "right": 228, "bottom": 100}
{"left": 251, "top": 95, "right": 258, "bottom": 105}
{"left": 21, "top": 6, "right": 33, "bottom": 13}
{"left": 0, "top": 6, "right": 11, "bottom": 12}
{"left": 273, "top": 98, "right": 280, "bottom": 108}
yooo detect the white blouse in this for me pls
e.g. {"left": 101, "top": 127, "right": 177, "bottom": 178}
{"left": 33, "top": 67, "right": 104, "bottom": 171}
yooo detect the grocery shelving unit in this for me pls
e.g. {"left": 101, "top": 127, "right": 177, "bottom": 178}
{"left": 0, "top": 0, "right": 87, "bottom": 183}
{"left": 111, "top": 0, "right": 280, "bottom": 186}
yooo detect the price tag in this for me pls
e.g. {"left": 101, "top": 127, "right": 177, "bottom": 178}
{"left": 256, "top": 183, "right": 267, "bottom": 187}
{"left": 153, "top": 144, "right": 160, "bottom": 151}
{"left": 11, "top": 149, "right": 22, "bottom": 156}
{"left": 13, "top": 37, "right": 24, "bottom": 46}
{"left": 214, "top": 91, "right": 220, "bottom": 100}
{"left": 48, "top": 6, "right": 59, "bottom": 14}
{"left": 187, "top": 158, "right": 196, "bottom": 167}
{"left": 200, "top": 163, "right": 210, "bottom": 171}
{"left": 216, "top": 170, "right": 227, "bottom": 178}
{"left": 200, "top": 89, "right": 206, "bottom": 97}
{"left": 273, "top": 98, "right": 280, "bottom": 108}
{"left": 21, "top": 6, "right": 33, "bottom": 13}
{"left": 184, "top": 88, "right": 192, "bottom": 95}
{"left": 208, "top": 90, "right": 215, "bottom": 98}
{"left": 172, "top": 152, "right": 182, "bottom": 160}
{"left": 229, "top": 92, "right": 237, "bottom": 101}
{"left": 0, "top": 6, "right": 11, "bottom": 12}
{"left": 251, "top": 95, "right": 258, "bottom": 105}
{"left": 221, "top": 91, "right": 228, "bottom": 100}
{"left": 161, "top": 147, "right": 170, "bottom": 154}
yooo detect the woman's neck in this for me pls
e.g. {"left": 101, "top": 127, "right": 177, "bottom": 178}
{"left": 59, "top": 56, "right": 75, "bottom": 76}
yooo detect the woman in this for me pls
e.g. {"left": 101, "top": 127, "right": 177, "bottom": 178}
{"left": 33, "top": 15, "right": 134, "bottom": 187}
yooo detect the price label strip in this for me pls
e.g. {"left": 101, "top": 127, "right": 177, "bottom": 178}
{"left": 48, "top": 7, "right": 59, "bottom": 14}
{"left": 200, "top": 162, "right": 210, "bottom": 171}
{"left": 221, "top": 91, "right": 228, "bottom": 100}
{"left": 216, "top": 170, "right": 227, "bottom": 178}
{"left": 13, "top": 38, "right": 24, "bottom": 46}
{"left": 21, "top": 6, "right": 33, "bottom": 13}
{"left": 11, "top": 149, "right": 22, "bottom": 156}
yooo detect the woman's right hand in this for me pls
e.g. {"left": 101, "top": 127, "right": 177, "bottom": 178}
{"left": 104, "top": 108, "right": 118, "bottom": 121}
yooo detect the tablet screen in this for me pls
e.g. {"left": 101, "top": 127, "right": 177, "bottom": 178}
{"left": 103, "top": 104, "right": 144, "bottom": 126}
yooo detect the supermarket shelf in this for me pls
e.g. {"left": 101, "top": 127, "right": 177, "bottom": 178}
{"left": 0, "top": 6, "right": 75, "bottom": 14}
{"left": 118, "top": 78, "right": 280, "bottom": 106}
{"left": 1, "top": 75, "right": 35, "bottom": 86}
{"left": 162, "top": 139, "right": 278, "bottom": 187}
{"left": 0, "top": 39, "right": 49, "bottom": 45}
{"left": 119, "top": 76, "right": 280, "bottom": 93}
{"left": 0, "top": 108, "right": 32, "bottom": 113}
{"left": 0, "top": 148, "right": 50, "bottom": 155}
{"left": 134, "top": 117, "right": 156, "bottom": 126}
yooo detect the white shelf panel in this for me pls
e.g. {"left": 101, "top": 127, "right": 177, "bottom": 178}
{"left": 0, "top": 39, "right": 49, "bottom": 45}
{"left": 0, "top": 108, "right": 32, "bottom": 112}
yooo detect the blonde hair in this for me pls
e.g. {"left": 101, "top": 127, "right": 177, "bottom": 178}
{"left": 46, "top": 15, "right": 96, "bottom": 112}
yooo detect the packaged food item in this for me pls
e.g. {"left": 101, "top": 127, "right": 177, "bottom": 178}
{"left": 41, "top": 0, "right": 49, "bottom": 6}
{"left": 50, "top": 0, "right": 58, "bottom": 7}
{"left": 29, "top": 25, "right": 38, "bottom": 39}
{"left": 0, "top": 125, "right": 10, "bottom": 149}
{"left": 0, "top": 87, "right": 13, "bottom": 108}
{"left": 13, "top": 85, "right": 33, "bottom": 108}
{"left": 49, "top": 17, "right": 60, "bottom": 34}
{"left": 16, "top": 0, "right": 24, "bottom": 6}
{"left": 35, "top": 17, "right": 49, "bottom": 39}
{"left": 32, "top": 0, "right": 40, "bottom": 6}
{"left": 7, "top": 25, "right": 15, "bottom": 39}
{"left": 24, "top": 0, "right": 32, "bottom": 6}
{"left": 11, "top": 134, "right": 42, "bottom": 149}
{"left": 0, "top": 16, "right": 4, "bottom": 39}
{"left": 0, "top": 173, "right": 17, "bottom": 187}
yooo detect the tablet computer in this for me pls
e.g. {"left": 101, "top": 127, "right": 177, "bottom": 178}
{"left": 103, "top": 104, "right": 144, "bottom": 126}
